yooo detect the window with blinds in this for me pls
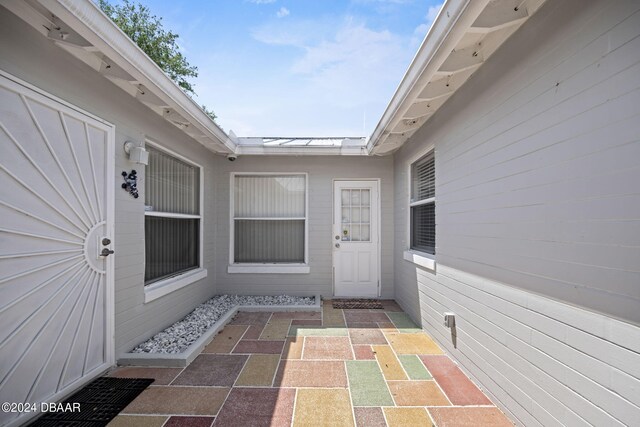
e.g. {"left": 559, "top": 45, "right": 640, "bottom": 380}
{"left": 232, "top": 174, "right": 306, "bottom": 263}
{"left": 144, "top": 145, "right": 200, "bottom": 284}
{"left": 410, "top": 152, "right": 435, "bottom": 255}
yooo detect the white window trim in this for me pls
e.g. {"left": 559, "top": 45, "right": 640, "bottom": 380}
{"left": 406, "top": 144, "right": 436, "bottom": 270}
{"left": 229, "top": 172, "right": 309, "bottom": 274}
{"left": 144, "top": 139, "right": 206, "bottom": 302}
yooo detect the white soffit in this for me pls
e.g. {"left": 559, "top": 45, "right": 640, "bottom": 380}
{"left": 368, "top": 0, "right": 547, "bottom": 155}
{"left": 1, "top": 0, "right": 236, "bottom": 154}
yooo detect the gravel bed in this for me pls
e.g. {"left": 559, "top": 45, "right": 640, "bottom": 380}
{"left": 131, "top": 294, "right": 315, "bottom": 354}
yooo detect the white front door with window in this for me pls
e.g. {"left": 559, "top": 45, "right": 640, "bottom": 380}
{"left": 0, "top": 73, "right": 114, "bottom": 427}
{"left": 333, "top": 180, "right": 379, "bottom": 297}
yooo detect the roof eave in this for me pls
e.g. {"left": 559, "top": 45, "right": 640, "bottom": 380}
{"left": 367, "top": 0, "right": 547, "bottom": 155}
{"left": 367, "top": 0, "right": 489, "bottom": 154}
{"left": 38, "top": 0, "right": 236, "bottom": 154}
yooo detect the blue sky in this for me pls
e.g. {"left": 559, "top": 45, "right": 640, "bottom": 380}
{"left": 132, "top": 0, "right": 443, "bottom": 137}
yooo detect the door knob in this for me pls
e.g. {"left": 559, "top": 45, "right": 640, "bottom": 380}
{"left": 102, "top": 238, "right": 111, "bottom": 246}
{"left": 335, "top": 235, "right": 340, "bottom": 240}
{"left": 335, "top": 243, "right": 340, "bottom": 248}
{"left": 101, "top": 248, "right": 115, "bottom": 257}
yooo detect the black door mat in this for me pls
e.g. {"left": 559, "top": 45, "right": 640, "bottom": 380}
{"left": 30, "top": 377, "right": 154, "bottom": 426}
{"left": 332, "top": 299, "right": 384, "bottom": 309}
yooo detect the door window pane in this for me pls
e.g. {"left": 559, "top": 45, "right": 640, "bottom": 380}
{"left": 340, "top": 187, "right": 371, "bottom": 242}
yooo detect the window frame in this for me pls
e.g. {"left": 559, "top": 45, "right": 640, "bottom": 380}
{"left": 404, "top": 145, "right": 436, "bottom": 271}
{"left": 143, "top": 140, "right": 206, "bottom": 302}
{"left": 228, "top": 172, "right": 310, "bottom": 274}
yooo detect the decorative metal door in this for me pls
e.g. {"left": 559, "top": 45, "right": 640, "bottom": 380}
{"left": 0, "top": 72, "right": 114, "bottom": 427}
{"left": 333, "top": 180, "right": 380, "bottom": 297}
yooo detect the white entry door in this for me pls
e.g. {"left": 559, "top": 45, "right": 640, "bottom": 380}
{"left": 0, "top": 72, "right": 114, "bottom": 427}
{"left": 333, "top": 180, "right": 379, "bottom": 297}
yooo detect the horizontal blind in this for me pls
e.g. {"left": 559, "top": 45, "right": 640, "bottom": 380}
{"left": 411, "top": 152, "right": 435, "bottom": 203}
{"left": 146, "top": 146, "right": 199, "bottom": 215}
{"left": 145, "top": 217, "right": 199, "bottom": 283}
{"left": 411, "top": 203, "right": 435, "bottom": 254}
{"left": 234, "top": 175, "right": 305, "bottom": 218}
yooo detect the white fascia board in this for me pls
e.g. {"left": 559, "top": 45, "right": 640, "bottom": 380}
{"left": 366, "top": 0, "right": 490, "bottom": 153}
{"left": 236, "top": 145, "right": 369, "bottom": 156}
{"left": 39, "top": 0, "right": 236, "bottom": 154}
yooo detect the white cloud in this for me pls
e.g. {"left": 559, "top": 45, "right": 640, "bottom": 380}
{"left": 276, "top": 7, "right": 290, "bottom": 18}
{"left": 413, "top": 2, "right": 443, "bottom": 38}
{"left": 248, "top": 0, "right": 276, "bottom": 4}
{"left": 247, "top": 17, "right": 413, "bottom": 122}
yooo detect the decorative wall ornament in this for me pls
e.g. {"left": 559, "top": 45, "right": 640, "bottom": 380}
{"left": 121, "top": 170, "right": 139, "bottom": 198}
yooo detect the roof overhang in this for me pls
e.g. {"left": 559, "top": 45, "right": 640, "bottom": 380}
{"left": 1, "top": 0, "right": 237, "bottom": 154}
{"left": 2, "top": 0, "right": 546, "bottom": 157}
{"left": 367, "top": 0, "right": 547, "bottom": 155}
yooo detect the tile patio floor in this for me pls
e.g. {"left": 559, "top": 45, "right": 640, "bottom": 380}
{"left": 107, "top": 300, "right": 513, "bottom": 427}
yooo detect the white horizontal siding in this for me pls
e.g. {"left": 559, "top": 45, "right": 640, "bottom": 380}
{"left": 214, "top": 155, "right": 394, "bottom": 299}
{"left": 393, "top": 0, "right": 640, "bottom": 425}
{"left": 0, "top": 10, "right": 218, "bottom": 358}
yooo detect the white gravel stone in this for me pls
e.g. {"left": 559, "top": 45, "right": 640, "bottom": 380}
{"left": 131, "top": 294, "right": 315, "bottom": 354}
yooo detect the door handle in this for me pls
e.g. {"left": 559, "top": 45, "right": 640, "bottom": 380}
{"left": 335, "top": 243, "right": 340, "bottom": 248}
{"left": 101, "top": 248, "right": 115, "bottom": 257}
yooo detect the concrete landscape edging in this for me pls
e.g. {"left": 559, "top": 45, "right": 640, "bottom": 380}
{"left": 117, "top": 294, "right": 321, "bottom": 367}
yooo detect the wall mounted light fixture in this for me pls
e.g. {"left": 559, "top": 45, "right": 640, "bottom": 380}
{"left": 123, "top": 141, "right": 149, "bottom": 165}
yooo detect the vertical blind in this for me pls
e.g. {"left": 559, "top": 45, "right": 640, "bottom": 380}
{"left": 145, "top": 217, "right": 199, "bottom": 281}
{"left": 145, "top": 146, "right": 200, "bottom": 284}
{"left": 410, "top": 152, "right": 435, "bottom": 255}
{"left": 146, "top": 147, "right": 199, "bottom": 214}
{"left": 233, "top": 175, "right": 305, "bottom": 263}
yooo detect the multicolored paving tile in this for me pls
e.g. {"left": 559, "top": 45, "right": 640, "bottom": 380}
{"left": 288, "top": 326, "right": 348, "bottom": 337}
{"left": 372, "top": 345, "right": 407, "bottom": 380}
{"left": 385, "top": 312, "right": 422, "bottom": 333}
{"left": 259, "top": 319, "right": 291, "bottom": 340}
{"left": 214, "top": 388, "right": 295, "bottom": 427}
{"left": 274, "top": 360, "right": 348, "bottom": 387}
{"left": 346, "top": 360, "right": 394, "bottom": 406}
{"left": 354, "top": 407, "right": 387, "bottom": 427}
{"left": 385, "top": 332, "right": 443, "bottom": 355}
{"left": 121, "top": 386, "right": 229, "bottom": 416}
{"left": 398, "top": 355, "right": 432, "bottom": 380}
{"left": 349, "top": 328, "right": 388, "bottom": 345}
{"left": 387, "top": 380, "right": 450, "bottom": 406}
{"left": 164, "top": 416, "right": 215, "bottom": 427}
{"left": 232, "top": 340, "right": 285, "bottom": 354}
{"left": 282, "top": 337, "right": 304, "bottom": 359}
{"left": 353, "top": 345, "right": 376, "bottom": 360}
{"left": 202, "top": 325, "right": 247, "bottom": 353}
{"left": 428, "top": 407, "right": 513, "bottom": 427}
{"left": 172, "top": 354, "right": 247, "bottom": 387}
{"left": 107, "top": 415, "right": 168, "bottom": 427}
{"left": 235, "top": 354, "right": 280, "bottom": 386}
{"left": 114, "top": 303, "right": 510, "bottom": 426}
{"left": 293, "top": 389, "right": 355, "bottom": 427}
{"left": 383, "top": 408, "right": 433, "bottom": 427}
{"left": 420, "top": 355, "right": 492, "bottom": 405}
{"left": 229, "top": 311, "right": 272, "bottom": 325}
{"left": 303, "top": 336, "right": 353, "bottom": 360}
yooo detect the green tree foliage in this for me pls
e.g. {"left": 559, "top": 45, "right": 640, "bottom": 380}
{"left": 99, "top": 0, "right": 216, "bottom": 120}
{"left": 201, "top": 105, "right": 217, "bottom": 121}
